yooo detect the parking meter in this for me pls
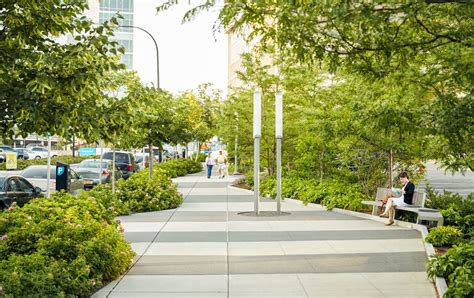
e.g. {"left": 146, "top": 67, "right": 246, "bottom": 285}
{"left": 56, "top": 162, "right": 70, "bottom": 192}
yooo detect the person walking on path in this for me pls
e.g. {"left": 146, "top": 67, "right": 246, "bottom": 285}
{"left": 215, "top": 150, "right": 228, "bottom": 179}
{"left": 380, "top": 172, "right": 415, "bottom": 225}
{"left": 205, "top": 153, "right": 215, "bottom": 179}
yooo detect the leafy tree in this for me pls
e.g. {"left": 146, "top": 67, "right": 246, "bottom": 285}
{"left": 158, "top": 0, "right": 474, "bottom": 171}
{"left": 0, "top": 0, "right": 125, "bottom": 141}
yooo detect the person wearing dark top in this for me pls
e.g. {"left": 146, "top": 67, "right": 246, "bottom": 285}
{"left": 380, "top": 172, "right": 415, "bottom": 226}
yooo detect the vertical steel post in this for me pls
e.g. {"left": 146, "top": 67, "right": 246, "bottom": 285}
{"left": 275, "top": 92, "right": 283, "bottom": 214}
{"left": 253, "top": 90, "right": 262, "bottom": 215}
{"left": 46, "top": 135, "right": 51, "bottom": 198}
{"left": 99, "top": 140, "right": 104, "bottom": 184}
{"left": 234, "top": 112, "right": 238, "bottom": 174}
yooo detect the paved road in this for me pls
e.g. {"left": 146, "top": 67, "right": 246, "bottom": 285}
{"left": 93, "top": 170, "right": 436, "bottom": 297}
{"left": 419, "top": 161, "right": 474, "bottom": 197}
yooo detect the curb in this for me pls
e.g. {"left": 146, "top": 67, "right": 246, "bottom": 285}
{"left": 331, "top": 207, "right": 447, "bottom": 297}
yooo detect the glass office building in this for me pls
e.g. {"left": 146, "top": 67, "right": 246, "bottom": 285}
{"left": 99, "top": 0, "right": 134, "bottom": 69}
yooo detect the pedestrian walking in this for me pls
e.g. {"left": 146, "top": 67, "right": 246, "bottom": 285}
{"left": 215, "top": 150, "right": 228, "bottom": 179}
{"left": 205, "top": 153, "right": 215, "bottom": 179}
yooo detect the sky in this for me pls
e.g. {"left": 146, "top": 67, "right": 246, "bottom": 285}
{"left": 132, "top": 1, "right": 227, "bottom": 94}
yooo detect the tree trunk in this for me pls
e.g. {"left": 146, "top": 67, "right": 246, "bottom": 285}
{"left": 149, "top": 143, "right": 153, "bottom": 179}
{"left": 112, "top": 138, "right": 116, "bottom": 193}
{"left": 195, "top": 141, "right": 200, "bottom": 161}
{"left": 388, "top": 148, "right": 393, "bottom": 188}
{"left": 158, "top": 142, "right": 163, "bottom": 163}
{"left": 320, "top": 150, "right": 324, "bottom": 184}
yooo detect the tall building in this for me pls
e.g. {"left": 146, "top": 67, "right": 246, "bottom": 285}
{"left": 98, "top": 0, "right": 134, "bottom": 69}
{"left": 227, "top": 30, "right": 276, "bottom": 91}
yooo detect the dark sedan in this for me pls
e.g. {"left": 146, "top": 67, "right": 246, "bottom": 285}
{"left": 0, "top": 174, "right": 43, "bottom": 210}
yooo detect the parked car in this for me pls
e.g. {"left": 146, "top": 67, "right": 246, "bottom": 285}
{"left": 73, "top": 159, "right": 122, "bottom": 190}
{"left": 14, "top": 148, "right": 34, "bottom": 160}
{"left": 101, "top": 151, "right": 138, "bottom": 179}
{"left": 0, "top": 174, "right": 43, "bottom": 210}
{"left": 21, "top": 165, "right": 84, "bottom": 195}
{"left": 28, "top": 146, "right": 59, "bottom": 159}
{"left": 0, "top": 146, "right": 17, "bottom": 162}
{"left": 134, "top": 153, "right": 158, "bottom": 171}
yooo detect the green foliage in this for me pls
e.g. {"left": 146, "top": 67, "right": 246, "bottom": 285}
{"left": 0, "top": 192, "right": 134, "bottom": 296}
{"left": 115, "top": 169, "right": 183, "bottom": 213}
{"left": 156, "top": 159, "right": 203, "bottom": 178}
{"left": 427, "top": 241, "right": 474, "bottom": 298}
{"left": 86, "top": 159, "right": 201, "bottom": 215}
{"left": 425, "top": 226, "right": 464, "bottom": 247}
{"left": 0, "top": 155, "right": 99, "bottom": 171}
{"left": 0, "top": 0, "right": 125, "bottom": 141}
{"left": 425, "top": 185, "right": 474, "bottom": 235}
{"left": 160, "top": 0, "right": 474, "bottom": 171}
{"left": 259, "top": 177, "right": 369, "bottom": 212}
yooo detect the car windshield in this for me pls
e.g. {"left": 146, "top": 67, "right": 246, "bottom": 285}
{"left": 22, "top": 167, "right": 56, "bottom": 179}
{"left": 79, "top": 160, "right": 108, "bottom": 168}
{"left": 103, "top": 152, "right": 129, "bottom": 163}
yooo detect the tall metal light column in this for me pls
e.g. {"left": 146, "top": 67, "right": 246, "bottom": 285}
{"left": 275, "top": 92, "right": 283, "bottom": 214}
{"left": 234, "top": 112, "right": 239, "bottom": 175}
{"left": 253, "top": 90, "right": 262, "bottom": 215}
{"left": 120, "top": 25, "right": 160, "bottom": 88}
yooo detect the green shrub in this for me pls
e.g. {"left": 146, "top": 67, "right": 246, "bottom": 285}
{"left": 0, "top": 155, "right": 99, "bottom": 170}
{"left": 0, "top": 192, "right": 134, "bottom": 296}
{"left": 425, "top": 226, "right": 464, "bottom": 247}
{"left": 83, "top": 184, "right": 131, "bottom": 216}
{"left": 427, "top": 241, "right": 474, "bottom": 297}
{"left": 156, "top": 159, "right": 202, "bottom": 178}
{"left": 425, "top": 185, "right": 474, "bottom": 218}
{"left": 116, "top": 169, "right": 183, "bottom": 213}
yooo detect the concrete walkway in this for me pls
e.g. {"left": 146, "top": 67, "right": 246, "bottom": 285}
{"left": 94, "top": 171, "right": 437, "bottom": 297}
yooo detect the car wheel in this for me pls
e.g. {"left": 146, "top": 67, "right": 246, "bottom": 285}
{"left": 35, "top": 156, "right": 41, "bottom": 159}
{"left": 0, "top": 200, "right": 11, "bottom": 211}
{"left": 52, "top": 155, "right": 57, "bottom": 158}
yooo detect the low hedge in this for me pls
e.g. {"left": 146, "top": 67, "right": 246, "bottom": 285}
{"left": 427, "top": 240, "right": 474, "bottom": 297}
{"left": 425, "top": 226, "right": 464, "bottom": 247}
{"left": 155, "top": 159, "right": 203, "bottom": 178}
{"left": 86, "top": 158, "right": 201, "bottom": 215}
{"left": 88, "top": 168, "right": 183, "bottom": 215}
{"left": 0, "top": 155, "right": 98, "bottom": 171}
{"left": 0, "top": 192, "right": 134, "bottom": 296}
{"left": 259, "top": 177, "right": 369, "bottom": 212}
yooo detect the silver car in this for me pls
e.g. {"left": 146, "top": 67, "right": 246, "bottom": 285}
{"left": 73, "top": 159, "right": 122, "bottom": 190}
{"left": 21, "top": 165, "right": 84, "bottom": 195}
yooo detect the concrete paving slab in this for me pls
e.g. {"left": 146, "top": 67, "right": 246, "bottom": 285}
{"left": 99, "top": 171, "right": 436, "bottom": 297}
{"left": 113, "top": 275, "right": 228, "bottom": 293}
{"left": 229, "top": 274, "right": 307, "bottom": 296}
{"left": 144, "top": 242, "right": 228, "bottom": 256}
{"left": 155, "top": 232, "right": 227, "bottom": 242}
{"left": 162, "top": 222, "right": 227, "bottom": 232}
{"left": 122, "top": 222, "right": 166, "bottom": 232}
{"left": 128, "top": 256, "right": 228, "bottom": 275}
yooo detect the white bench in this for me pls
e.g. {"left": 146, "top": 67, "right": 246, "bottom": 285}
{"left": 362, "top": 187, "right": 444, "bottom": 227}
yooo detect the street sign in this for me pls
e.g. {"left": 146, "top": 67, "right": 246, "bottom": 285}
{"left": 5, "top": 152, "right": 17, "bottom": 170}
{"left": 79, "top": 148, "right": 97, "bottom": 156}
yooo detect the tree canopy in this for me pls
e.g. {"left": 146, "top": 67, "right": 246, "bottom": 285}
{"left": 0, "top": 0, "right": 124, "bottom": 140}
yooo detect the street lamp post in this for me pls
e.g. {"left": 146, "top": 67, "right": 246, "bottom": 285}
{"left": 275, "top": 92, "right": 283, "bottom": 214}
{"left": 119, "top": 25, "right": 160, "bottom": 178}
{"left": 253, "top": 90, "right": 262, "bottom": 215}
{"left": 234, "top": 112, "right": 239, "bottom": 175}
{"left": 119, "top": 25, "right": 160, "bottom": 88}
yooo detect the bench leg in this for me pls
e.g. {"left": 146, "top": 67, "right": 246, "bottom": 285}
{"left": 416, "top": 215, "right": 421, "bottom": 225}
{"left": 437, "top": 218, "right": 444, "bottom": 227}
{"left": 372, "top": 206, "right": 377, "bottom": 216}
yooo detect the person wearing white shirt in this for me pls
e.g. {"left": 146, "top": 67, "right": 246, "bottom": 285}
{"left": 205, "top": 153, "right": 215, "bottom": 179}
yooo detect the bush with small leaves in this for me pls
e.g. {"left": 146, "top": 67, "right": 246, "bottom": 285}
{"left": 425, "top": 226, "right": 464, "bottom": 247}
{"left": 427, "top": 241, "right": 474, "bottom": 297}
{"left": 0, "top": 192, "right": 134, "bottom": 296}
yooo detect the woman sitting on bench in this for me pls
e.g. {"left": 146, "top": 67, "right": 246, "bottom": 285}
{"left": 380, "top": 172, "right": 415, "bottom": 226}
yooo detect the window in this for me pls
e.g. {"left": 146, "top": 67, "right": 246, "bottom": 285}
{"left": 22, "top": 167, "right": 56, "bottom": 179}
{"left": 102, "top": 152, "right": 130, "bottom": 163}
{"left": 6, "top": 178, "right": 22, "bottom": 192}
{"left": 17, "top": 178, "right": 34, "bottom": 192}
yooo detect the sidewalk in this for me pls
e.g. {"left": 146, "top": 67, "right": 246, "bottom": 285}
{"left": 93, "top": 171, "right": 437, "bottom": 297}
